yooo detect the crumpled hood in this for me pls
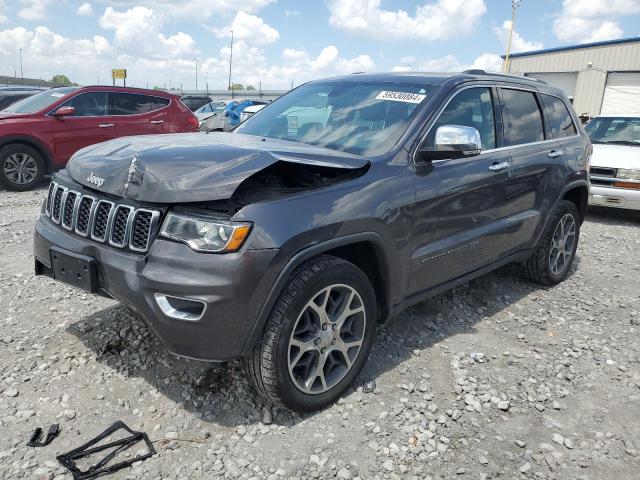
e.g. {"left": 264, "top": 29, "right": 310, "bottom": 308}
{"left": 591, "top": 143, "right": 640, "bottom": 170}
{"left": 66, "top": 132, "right": 369, "bottom": 203}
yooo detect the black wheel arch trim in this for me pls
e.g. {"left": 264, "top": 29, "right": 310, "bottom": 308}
{"left": 241, "top": 232, "right": 394, "bottom": 356}
{"left": 0, "top": 135, "right": 54, "bottom": 173}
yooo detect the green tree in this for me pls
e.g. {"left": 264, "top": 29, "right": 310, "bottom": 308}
{"left": 231, "top": 83, "right": 244, "bottom": 90}
{"left": 245, "top": 85, "right": 256, "bottom": 90}
{"left": 50, "top": 74, "right": 73, "bottom": 86}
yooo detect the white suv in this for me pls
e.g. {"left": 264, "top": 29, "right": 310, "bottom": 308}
{"left": 586, "top": 115, "right": 640, "bottom": 210}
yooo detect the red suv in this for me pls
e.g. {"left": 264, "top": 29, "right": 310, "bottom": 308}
{"left": 0, "top": 86, "right": 199, "bottom": 191}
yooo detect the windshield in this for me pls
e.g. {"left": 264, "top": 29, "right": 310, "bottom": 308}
{"left": 196, "top": 102, "right": 226, "bottom": 114}
{"left": 585, "top": 117, "right": 640, "bottom": 145}
{"left": 236, "top": 81, "right": 437, "bottom": 155}
{"left": 2, "top": 87, "right": 78, "bottom": 114}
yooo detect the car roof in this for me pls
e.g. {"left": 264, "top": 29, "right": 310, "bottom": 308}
{"left": 309, "top": 70, "right": 567, "bottom": 97}
{"left": 74, "top": 85, "right": 176, "bottom": 97}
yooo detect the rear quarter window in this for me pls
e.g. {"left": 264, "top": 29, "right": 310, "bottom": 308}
{"left": 541, "top": 94, "right": 577, "bottom": 139}
{"left": 500, "top": 88, "right": 545, "bottom": 146}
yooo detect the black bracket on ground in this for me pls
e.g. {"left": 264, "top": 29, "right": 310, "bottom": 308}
{"left": 27, "top": 424, "right": 60, "bottom": 447}
{"left": 56, "top": 421, "right": 156, "bottom": 480}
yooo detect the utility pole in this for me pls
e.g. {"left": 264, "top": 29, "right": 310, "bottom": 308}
{"left": 228, "top": 30, "right": 234, "bottom": 91}
{"left": 19, "top": 48, "right": 24, "bottom": 84}
{"left": 205, "top": 71, "right": 208, "bottom": 94}
{"left": 194, "top": 58, "right": 200, "bottom": 91}
{"left": 503, "top": 0, "right": 522, "bottom": 74}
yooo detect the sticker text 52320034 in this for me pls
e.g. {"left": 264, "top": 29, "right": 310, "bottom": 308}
{"left": 376, "top": 91, "right": 426, "bottom": 104}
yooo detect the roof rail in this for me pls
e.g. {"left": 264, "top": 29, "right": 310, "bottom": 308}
{"left": 460, "top": 69, "right": 548, "bottom": 85}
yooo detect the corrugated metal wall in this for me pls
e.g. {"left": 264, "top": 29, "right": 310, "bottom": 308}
{"left": 507, "top": 41, "right": 640, "bottom": 116}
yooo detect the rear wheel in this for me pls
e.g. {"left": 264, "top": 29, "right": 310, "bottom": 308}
{"left": 244, "top": 255, "right": 377, "bottom": 412}
{"left": 522, "top": 200, "right": 580, "bottom": 285}
{"left": 0, "top": 144, "right": 45, "bottom": 191}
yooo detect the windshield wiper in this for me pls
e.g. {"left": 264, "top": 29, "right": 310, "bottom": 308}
{"left": 595, "top": 140, "right": 640, "bottom": 146}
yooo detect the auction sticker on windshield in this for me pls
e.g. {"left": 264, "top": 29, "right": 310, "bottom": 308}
{"left": 376, "top": 91, "right": 426, "bottom": 104}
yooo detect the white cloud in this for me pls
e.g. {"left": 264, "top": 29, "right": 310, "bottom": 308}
{"left": 76, "top": 2, "right": 94, "bottom": 16}
{"left": 327, "top": 0, "right": 487, "bottom": 40}
{"left": 392, "top": 53, "right": 503, "bottom": 73}
{"left": 114, "top": 0, "right": 276, "bottom": 21}
{"left": 18, "top": 0, "right": 51, "bottom": 20}
{"left": 285, "top": 9, "right": 300, "bottom": 17}
{"left": 553, "top": 0, "right": 640, "bottom": 43}
{"left": 212, "top": 11, "right": 279, "bottom": 45}
{"left": 99, "top": 6, "right": 196, "bottom": 59}
{"left": 493, "top": 20, "right": 543, "bottom": 54}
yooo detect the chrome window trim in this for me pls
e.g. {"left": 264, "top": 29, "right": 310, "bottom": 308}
{"left": 61, "top": 190, "right": 81, "bottom": 231}
{"left": 108, "top": 204, "right": 135, "bottom": 248}
{"left": 129, "top": 209, "right": 160, "bottom": 253}
{"left": 74, "top": 195, "right": 97, "bottom": 237}
{"left": 90, "top": 200, "right": 115, "bottom": 242}
{"left": 45, "top": 91, "right": 172, "bottom": 118}
{"left": 413, "top": 83, "right": 582, "bottom": 166}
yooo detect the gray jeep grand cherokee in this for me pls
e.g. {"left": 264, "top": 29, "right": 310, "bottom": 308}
{"left": 34, "top": 71, "right": 591, "bottom": 412}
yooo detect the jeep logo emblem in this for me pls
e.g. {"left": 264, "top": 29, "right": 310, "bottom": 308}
{"left": 87, "top": 172, "right": 105, "bottom": 188}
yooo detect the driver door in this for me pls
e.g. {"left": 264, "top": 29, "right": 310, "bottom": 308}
{"left": 409, "top": 86, "right": 514, "bottom": 294}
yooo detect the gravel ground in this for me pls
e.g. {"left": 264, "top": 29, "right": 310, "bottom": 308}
{"left": 1, "top": 185, "right": 639, "bottom": 480}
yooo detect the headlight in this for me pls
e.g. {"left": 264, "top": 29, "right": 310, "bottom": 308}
{"left": 617, "top": 168, "right": 640, "bottom": 180}
{"left": 159, "top": 212, "right": 251, "bottom": 253}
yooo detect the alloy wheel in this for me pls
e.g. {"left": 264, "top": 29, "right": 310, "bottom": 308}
{"left": 287, "top": 284, "right": 367, "bottom": 395}
{"left": 3, "top": 153, "right": 38, "bottom": 185}
{"left": 549, "top": 213, "right": 576, "bottom": 276}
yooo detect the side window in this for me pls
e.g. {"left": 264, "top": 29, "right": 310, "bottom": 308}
{"left": 149, "top": 96, "right": 170, "bottom": 111}
{"left": 61, "top": 92, "right": 107, "bottom": 116}
{"left": 425, "top": 87, "right": 496, "bottom": 150}
{"left": 109, "top": 93, "right": 151, "bottom": 115}
{"left": 500, "top": 89, "right": 545, "bottom": 145}
{"left": 541, "top": 94, "right": 577, "bottom": 139}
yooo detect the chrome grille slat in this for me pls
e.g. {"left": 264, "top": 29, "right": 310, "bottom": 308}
{"left": 45, "top": 183, "right": 159, "bottom": 253}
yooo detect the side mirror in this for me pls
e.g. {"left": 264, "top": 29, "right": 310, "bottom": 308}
{"left": 52, "top": 106, "right": 76, "bottom": 117}
{"left": 418, "top": 125, "right": 482, "bottom": 162}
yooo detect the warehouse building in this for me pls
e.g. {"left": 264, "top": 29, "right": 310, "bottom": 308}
{"left": 504, "top": 37, "right": 640, "bottom": 117}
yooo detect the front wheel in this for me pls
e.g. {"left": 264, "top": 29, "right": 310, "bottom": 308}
{"left": 522, "top": 200, "right": 580, "bottom": 285}
{"left": 244, "top": 255, "right": 377, "bottom": 412}
{"left": 0, "top": 144, "right": 45, "bottom": 191}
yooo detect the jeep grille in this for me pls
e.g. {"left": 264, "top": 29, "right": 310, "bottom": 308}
{"left": 45, "top": 182, "right": 160, "bottom": 253}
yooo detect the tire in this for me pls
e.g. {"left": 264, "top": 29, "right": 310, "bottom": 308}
{"left": 522, "top": 200, "right": 580, "bottom": 286}
{"left": 244, "top": 255, "right": 377, "bottom": 412}
{"left": 0, "top": 144, "right": 45, "bottom": 191}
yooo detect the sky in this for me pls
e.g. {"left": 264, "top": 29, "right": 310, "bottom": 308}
{"left": 0, "top": 0, "right": 639, "bottom": 90}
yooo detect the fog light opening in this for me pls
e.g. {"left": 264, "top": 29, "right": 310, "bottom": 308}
{"left": 154, "top": 293, "right": 206, "bottom": 321}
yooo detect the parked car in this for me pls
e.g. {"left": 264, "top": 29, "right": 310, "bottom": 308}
{"left": 199, "top": 99, "right": 269, "bottom": 132}
{"left": 240, "top": 103, "right": 266, "bottom": 122}
{"left": 34, "top": 71, "right": 590, "bottom": 411}
{"left": 585, "top": 115, "right": 640, "bottom": 210}
{"left": 180, "top": 95, "right": 213, "bottom": 111}
{"left": 0, "top": 86, "right": 198, "bottom": 190}
{"left": 0, "top": 86, "right": 46, "bottom": 110}
{"left": 194, "top": 100, "right": 230, "bottom": 127}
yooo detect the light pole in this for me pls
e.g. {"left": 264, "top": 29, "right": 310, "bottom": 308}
{"left": 503, "top": 0, "right": 522, "bottom": 74}
{"left": 19, "top": 48, "right": 24, "bottom": 84}
{"left": 228, "top": 30, "right": 234, "bottom": 92}
{"left": 194, "top": 58, "right": 200, "bottom": 91}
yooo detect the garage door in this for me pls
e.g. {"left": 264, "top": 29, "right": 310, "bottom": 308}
{"left": 525, "top": 72, "right": 578, "bottom": 98}
{"left": 601, "top": 73, "right": 640, "bottom": 115}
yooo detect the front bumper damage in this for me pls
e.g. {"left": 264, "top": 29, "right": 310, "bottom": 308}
{"left": 34, "top": 215, "right": 282, "bottom": 361}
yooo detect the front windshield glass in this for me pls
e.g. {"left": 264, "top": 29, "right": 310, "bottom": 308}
{"left": 2, "top": 87, "right": 78, "bottom": 114}
{"left": 236, "top": 81, "right": 437, "bottom": 155}
{"left": 585, "top": 117, "right": 640, "bottom": 145}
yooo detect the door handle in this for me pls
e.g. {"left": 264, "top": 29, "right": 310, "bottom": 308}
{"left": 98, "top": 123, "right": 114, "bottom": 128}
{"left": 488, "top": 161, "right": 509, "bottom": 172}
{"left": 150, "top": 120, "right": 164, "bottom": 124}
{"left": 548, "top": 149, "right": 563, "bottom": 158}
